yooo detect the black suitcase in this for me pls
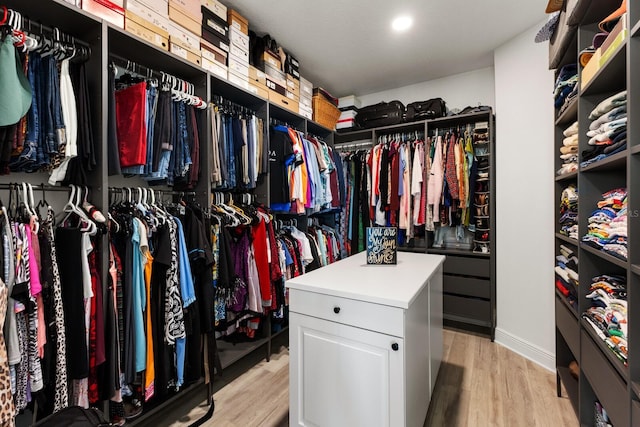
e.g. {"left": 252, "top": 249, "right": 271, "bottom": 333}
{"left": 405, "top": 98, "right": 446, "bottom": 121}
{"left": 356, "top": 101, "right": 405, "bottom": 128}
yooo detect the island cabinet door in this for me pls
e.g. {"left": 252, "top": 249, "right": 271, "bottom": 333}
{"left": 289, "top": 312, "right": 405, "bottom": 427}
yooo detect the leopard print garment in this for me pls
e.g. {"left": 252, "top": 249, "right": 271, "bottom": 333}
{"left": 42, "top": 208, "right": 69, "bottom": 411}
{"left": 0, "top": 278, "right": 16, "bottom": 426}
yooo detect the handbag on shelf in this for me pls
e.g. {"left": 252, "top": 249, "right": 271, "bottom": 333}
{"left": 405, "top": 98, "right": 446, "bottom": 121}
{"left": 356, "top": 100, "right": 405, "bottom": 128}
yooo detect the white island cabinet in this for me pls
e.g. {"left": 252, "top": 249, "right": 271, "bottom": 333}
{"left": 287, "top": 252, "right": 445, "bottom": 427}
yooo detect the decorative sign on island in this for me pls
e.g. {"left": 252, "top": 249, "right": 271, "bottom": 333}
{"left": 366, "top": 227, "right": 398, "bottom": 265}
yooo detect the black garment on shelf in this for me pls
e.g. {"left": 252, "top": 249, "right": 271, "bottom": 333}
{"left": 378, "top": 145, "right": 389, "bottom": 211}
{"left": 268, "top": 128, "right": 295, "bottom": 206}
{"left": 63, "top": 61, "right": 96, "bottom": 185}
{"left": 108, "top": 65, "right": 121, "bottom": 176}
{"left": 55, "top": 226, "right": 89, "bottom": 380}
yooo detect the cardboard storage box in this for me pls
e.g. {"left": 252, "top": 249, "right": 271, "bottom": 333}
{"left": 201, "top": 28, "right": 229, "bottom": 52}
{"left": 201, "top": 39, "right": 227, "bottom": 65}
{"left": 249, "top": 66, "right": 266, "bottom": 86}
{"left": 167, "top": 21, "right": 200, "bottom": 53}
{"left": 228, "top": 54, "right": 249, "bottom": 77}
{"left": 170, "top": 42, "right": 201, "bottom": 67}
{"left": 264, "top": 63, "right": 286, "bottom": 86}
{"left": 248, "top": 82, "right": 268, "bottom": 100}
{"left": 299, "top": 95, "right": 312, "bottom": 109}
{"left": 229, "top": 26, "right": 249, "bottom": 53}
{"left": 581, "top": 48, "right": 601, "bottom": 90}
{"left": 266, "top": 76, "right": 286, "bottom": 96}
{"left": 285, "top": 90, "right": 299, "bottom": 102}
{"left": 299, "top": 77, "right": 313, "bottom": 98}
{"left": 299, "top": 104, "right": 313, "bottom": 120}
{"left": 263, "top": 50, "right": 282, "bottom": 71}
{"left": 125, "top": 15, "right": 169, "bottom": 50}
{"left": 227, "top": 9, "right": 248, "bottom": 35}
{"left": 135, "top": 0, "right": 167, "bottom": 13}
{"left": 228, "top": 71, "right": 249, "bottom": 90}
{"left": 230, "top": 43, "right": 249, "bottom": 63}
{"left": 125, "top": 10, "right": 169, "bottom": 38}
{"left": 169, "top": 5, "right": 201, "bottom": 36}
{"left": 286, "top": 75, "right": 300, "bottom": 97}
{"left": 125, "top": 0, "right": 171, "bottom": 33}
{"left": 169, "top": 0, "right": 200, "bottom": 19}
{"left": 201, "top": 0, "right": 226, "bottom": 21}
{"left": 83, "top": 0, "right": 125, "bottom": 28}
{"left": 202, "top": 57, "right": 227, "bottom": 79}
{"left": 202, "top": 7, "right": 228, "bottom": 38}
{"left": 269, "top": 88, "right": 298, "bottom": 113}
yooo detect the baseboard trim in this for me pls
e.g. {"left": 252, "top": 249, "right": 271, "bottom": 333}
{"left": 494, "top": 328, "right": 555, "bottom": 372}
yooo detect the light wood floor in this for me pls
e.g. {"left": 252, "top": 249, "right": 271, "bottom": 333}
{"left": 172, "top": 329, "right": 577, "bottom": 427}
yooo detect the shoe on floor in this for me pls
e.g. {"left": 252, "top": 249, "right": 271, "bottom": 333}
{"left": 124, "top": 399, "right": 143, "bottom": 420}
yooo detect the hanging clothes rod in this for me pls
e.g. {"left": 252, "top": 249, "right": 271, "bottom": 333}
{"left": 335, "top": 140, "right": 373, "bottom": 150}
{"left": 5, "top": 8, "right": 92, "bottom": 50}
{"left": 109, "top": 53, "right": 160, "bottom": 79}
{"left": 211, "top": 94, "right": 258, "bottom": 116}
{"left": 107, "top": 187, "right": 197, "bottom": 196}
{"left": 0, "top": 183, "right": 72, "bottom": 192}
{"left": 269, "top": 117, "right": 303, "bottom": 132}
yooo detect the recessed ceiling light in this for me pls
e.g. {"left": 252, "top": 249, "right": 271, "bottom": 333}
{"left": 392, "top": 15, "right": 413, "bottom": 32}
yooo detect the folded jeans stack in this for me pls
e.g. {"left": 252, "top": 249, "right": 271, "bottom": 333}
{"left": 558, "top": 121, "right": 578, "bottom": 175}
{"left": 581, "top": 188, "right": 627, "bottom": 260}
{"left": 559, "top": 184, "right": 578, "bottom": 239}
{"left": 554, "top": 64, "right": 578, "bottom": 117}
{"left": 581, "top": 90, "right": 627, "bottom": 167}
{"left": 582, "top": 274, "right": 627, "bottom": 366}
{"left": 555, "top": 244, "right": 578, "bottom": 311}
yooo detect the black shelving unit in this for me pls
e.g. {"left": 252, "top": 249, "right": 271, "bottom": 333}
{"left": 552, "top": 1, "right": 638, "bottom": 425}
{"left": 335, "top": 111, "right": 497, "bottom": 340}
{"left": 2, "top": 1, "right": 345, "bottom": 425}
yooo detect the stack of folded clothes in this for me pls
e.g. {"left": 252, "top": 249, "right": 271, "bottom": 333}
{"left": 582, "top": 188, "right": 627, "bottom": 260}
{"left": 554, "top": 64, "right": 578, "bottom": 117}
{"left": 559, "top": 184, "right": 578, "bottom": 239}
{"left": 581, "top": 90, "right": 627, "bottom": 167}
{"left": 558, "top": 121, "right": 578, "bottom": 175}
{"left": 582, "top": 274, "right": 627, "bottom": 366}
{"left": 555, "top": 244, "right": 578, "bottom": 311}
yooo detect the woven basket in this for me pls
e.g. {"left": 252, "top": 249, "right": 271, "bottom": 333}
{"left": 312, "top": 95, "right": 341, "bottom": 130}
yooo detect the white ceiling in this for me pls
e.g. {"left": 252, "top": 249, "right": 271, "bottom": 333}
{"left": 228, "top": 0, "right": 547, "bottom": 97}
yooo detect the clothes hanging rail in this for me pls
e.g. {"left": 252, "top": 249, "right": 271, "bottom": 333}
{"left": 306, "top": 132, "right": 325, "bottom": 142}
{"left": 334, "top": 140, "right": 374, "bottom": 151}
{"left": 1, "top": 7, "right": 92, "bottom": 60}
{"left": 269, "top": 117, "right": 302, "bottom": 132}
{"left": 0, "top": 183, "right": 72, "bottom": 192}
{"left": 109, "top": 54, "right": 208, "bottom": 109}
{"left": 1, "top": 6, "right": 92, "bottom": 49}
{"left": 377, "top": 130, "right": 425, "bottom": 144}
{"left": 110, "top": 53, "right": 160, "bottom": 80}
{"left": 107, "top": 187, "right": 198, "bottom": 196}
{"left": 211, "top": 94, "right": 257, "bottom": 116}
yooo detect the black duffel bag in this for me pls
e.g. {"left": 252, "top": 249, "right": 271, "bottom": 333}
{"left": 405, "top": 98, "right": 446, "bottom": 121}
{"left": 356, "top": 101, "right": 405, "bottom": 129}
{"left": 33, "top": 407, "right": 112, "bottom": 427}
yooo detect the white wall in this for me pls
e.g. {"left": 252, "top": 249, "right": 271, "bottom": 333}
{"left": 357, "top": 67, "right": 496, "bottom": 113}
{"left": 493, "top": 22, "right": 556, "bottom": 371}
